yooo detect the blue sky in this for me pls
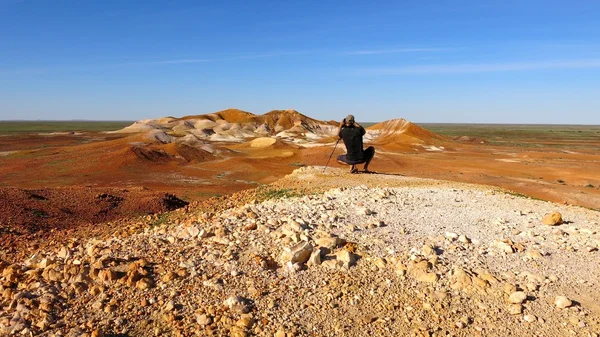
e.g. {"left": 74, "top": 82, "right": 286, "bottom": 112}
{"left": 1, "top": 0, "right": 599, "bottom": 123}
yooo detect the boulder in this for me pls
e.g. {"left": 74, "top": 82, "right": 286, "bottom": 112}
{"left": 542, "top": 212, "right": 563, "bottom": 226}
{"left": 335, "top": 250, "right": 358, "bottom": 268}
{"left": 508, "top": 291, "right": 527, "bottom": 304}
{"left": 554, "top": 296, "right": 572, "bottom": 309}
{"left": 281, "top": 242, "right": 313, "bottom": 264}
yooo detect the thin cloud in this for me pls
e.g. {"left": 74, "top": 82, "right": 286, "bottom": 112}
{"left": 221, "top": 50, "right": 316, "bottom": 61}
{"left": 355, "top": 59, "right": 600, "bottom": 75}
{"left": 345, "top": 48, "right": 452, "bottom": 55}
{"left": 130, "top": 59, "right": 211, "bottom": 65}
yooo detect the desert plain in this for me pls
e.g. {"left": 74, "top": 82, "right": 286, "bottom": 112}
{"left": 0, "top": 109, "right": 599, "bottom": 336}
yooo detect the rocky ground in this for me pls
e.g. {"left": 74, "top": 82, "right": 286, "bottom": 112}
{"left": 0, "top": 187, "right": 188, "bottom": 263}
{"left": 1, "top": 166, "right": 599, "bottom": 336}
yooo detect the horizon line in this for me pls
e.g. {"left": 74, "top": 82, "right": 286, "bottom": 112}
{"left": 2, "top": 119, "right": 599, "bottom": 127}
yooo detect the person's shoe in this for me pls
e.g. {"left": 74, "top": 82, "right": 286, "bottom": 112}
{"left": 350, "top": 168, "right": 359, "bottom": 174}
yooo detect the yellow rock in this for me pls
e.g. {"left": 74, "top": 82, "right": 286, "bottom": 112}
{"left": 415, "top": 272, "right": 439, "bottom": 283}
{"left": 542, "top": 212, "right": 563, "bottom": 226}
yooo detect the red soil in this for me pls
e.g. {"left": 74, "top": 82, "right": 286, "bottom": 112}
{"left": 0, "top": 186, "right": 187, "bottom": 262}
{"left": 1, "top": 122, "right": 599, "bottom": 261}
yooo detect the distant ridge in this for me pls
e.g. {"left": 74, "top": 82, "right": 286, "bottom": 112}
{"left": 114, "top": 109, "right": 447, "bottom": 150}
{"left": 367, "top": 118, "right": 448, "bottom": 146}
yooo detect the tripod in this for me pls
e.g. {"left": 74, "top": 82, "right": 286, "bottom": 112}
{"left": 323, "top": 139, "right": 340, "bottom": 173}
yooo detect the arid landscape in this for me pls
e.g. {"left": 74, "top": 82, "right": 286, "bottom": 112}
{"left": 1, "top": 109, "right": 599, "bottom": 336}
{"left": 1, "top": 109, "right": 599, "bottom": 231}
{"left": 4, "top": 1, "right": 600, "bottom": 335}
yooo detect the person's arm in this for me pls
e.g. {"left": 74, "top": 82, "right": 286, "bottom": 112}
{"left": 355, "top": 122, "right": 366, "bottom": 136}
{"left": 338, "top": 119, "right": 345, "bottom": 139}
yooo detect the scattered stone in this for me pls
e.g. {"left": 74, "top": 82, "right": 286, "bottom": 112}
{"left": 335, "top": 250, "right": 358, "bottom": 268}
{"left": 307, "top": 248, "right": 323, "bottom": 266}
{"left": 315, "top": 236, "right": 342, "bottom": 250}
{"left": 196, "top": 313, "right": 212, "bottom": 326}
{"left": 493, "top": 240, "right": 515, "bottom": 254}
{"left": 508, "top": 304, "right": 523, "bottom": 315}
{"left": 542, "top": 212, "right": 563, "bottom": 226}
{"left": 445, "top": 232, "right": 459, "bottom": 240}
{"left": 508, "top": 292, "right": 527, "bottom": 304}
{"left": 554, "top": 296, "right": 572, "bottom": 309}
{"left": 281, "top": 241, "right": 314, "bottom": 264}
{"left": 224, "top": 296, "right": 251, "bottom": 314}
{"left": 422, "top": 244, "right": 437, "bottom": 256}
{"left": 458, "top": 235, "right": 471, "bottom": 244}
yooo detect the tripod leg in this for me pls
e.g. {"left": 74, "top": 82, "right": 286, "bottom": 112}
{"left": 323, "top": 140, "right": 340, "bottom": 172}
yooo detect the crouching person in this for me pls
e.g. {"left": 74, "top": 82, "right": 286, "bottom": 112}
{"left": 336, "top": 114, "right": 375, "bottom": 173}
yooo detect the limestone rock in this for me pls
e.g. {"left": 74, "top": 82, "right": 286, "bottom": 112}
{"left": 508, "top": 291, "right": 527, "bottom": 304}
{"left": 493, "top": 239, "right": 515, "bottom": 254}
{"left": 507, "top": 304, "right": 523, "bottom": 315}
{"left": 373, "top": 257, "right": 387, "bottom": 270}
{"left": 307, "top": 248, "right": 323, "bottom": 266}
{"left": 335, "top": 250, "right": 358, "bottom": 268}
{"left": 395, "top": 262, "right": 407, "bottom": 276}
{"left": 542, "top": 212, "right": 563, "bottom": 226}
{"left": 415, "top": 272, "right": 439, "bottom": 283}
{"left": 315, "top": 237, "right": 342, "bottom": 250}
{"left": 224, "top": 296, "right": 251, "bottom": 314}
{"left": 458, "top": 235, "right": 471, "bottom": 244}
{"left": 196, "top": 313, "right": 212, "bottom": 326}
{"left": 356, "top": 207, "right": 374, "bottom": 215}
{"left": 281, "top": 242, "right": 313, "bottom": 264}
{"left": 422, "top": 244, "right": 437, "bottom": 256}
{"left": 554, "top": 296, "right": 572, "bottom": 309}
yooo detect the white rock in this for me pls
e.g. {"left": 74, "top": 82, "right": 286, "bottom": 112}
{"left": 315, "top": 237, "right": 340, "bottom": 250}
{"left": 493, "top": 240, "right": 515, "bottom": 254}
{"left": 336, "top": 250, "right": 358, "bottom": 268}
{"left": 307, "top": 248, "right": 323, "bottom": 266}
{"left": 524, "top": 314, "right": 537, "bottom": 323}
{"left": 281, "top": 241, "right": 313, "bottom": 264}
{"left": 445, "top": 232, "right": 459, "bottom": 240}
{"left": 356, "top": 207, "right": 374, "bottom": 216}
{"left": 196, "top": 313, "right": 212, "bottom": 325}
{"left": 187, "top": 226, "right": 200, "bottom": 238}
{"left": 223, "top": 296, "right": 251, "bottom": 314}
{"left": 554, "top": 296, "right": 572, "bottom": 309}
{"left": 508, "top": 291, "right": 527, "bottom": 304}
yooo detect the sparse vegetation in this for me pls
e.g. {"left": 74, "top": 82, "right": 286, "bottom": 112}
{"left": 557, "top": 179, "right": 566, "bottom": 184}
{"left": 150, "top": 213, "right": 169, "bottom": 228}
{"left": 0, "top": 121, "right": 132, "bottom": 135}
{"left": 256, "top": 186, "right": 304, "bottom": 201}
{"left": 502, "top": 190, "right": 543, "bottom": 201}
{"left": 31, "top": 209, "right": 48, "bottom": 218}
{"left": 422, "top": 123, "right": 600, "bottom": 149}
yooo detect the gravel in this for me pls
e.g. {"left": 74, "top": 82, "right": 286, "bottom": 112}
{"left": 1, "top": 166, "right": 599, "bottom": 337}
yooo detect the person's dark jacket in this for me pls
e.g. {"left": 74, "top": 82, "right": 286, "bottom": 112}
{"left": 339, "top": 125, "right": 366, "bottom": 162}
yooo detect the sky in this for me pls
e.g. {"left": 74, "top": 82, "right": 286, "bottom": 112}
{"left": 1, "top": 0, "right": 599, "bottom": 124}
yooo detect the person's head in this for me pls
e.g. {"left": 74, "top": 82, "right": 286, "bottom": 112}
{"left": 344, "top": 114, "right": 355, "bottom": 126}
